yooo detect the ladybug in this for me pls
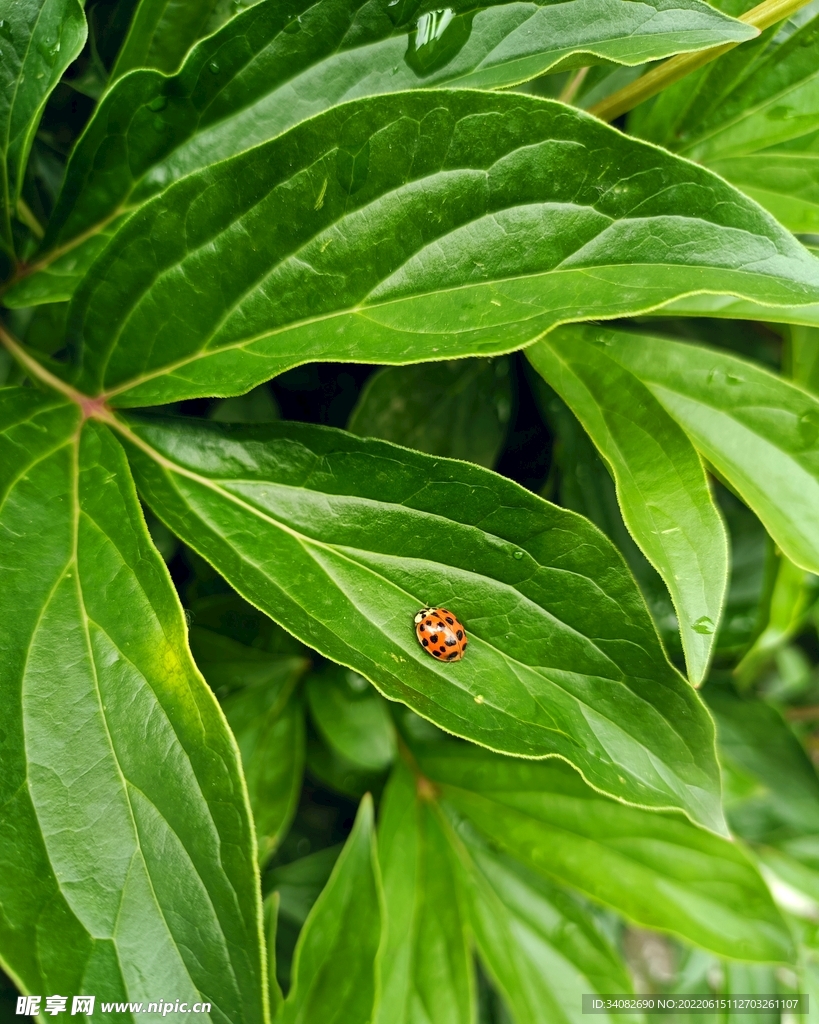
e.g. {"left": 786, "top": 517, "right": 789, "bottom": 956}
{"left": 414, "top": 607, "right": 467, "bottom": 662}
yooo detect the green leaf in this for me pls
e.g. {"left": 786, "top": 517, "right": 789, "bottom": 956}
{"left": 268, "top": 845, "right": 343, "bottom": 929}
{"left": 376, "top": 762, "right": 474, "bottom": 1024}
{"left": 531, "top": 377, "right": 680, "bottom": 656}
{"left": 278, "top": 794, "right": 382, "bottom": 1024}
{"left": 593, "top": 326, "right": 819, "bottom": 578}
{"left": 265, "top": 892, "right": 284, "bottom": 1020}
{"left": 451, "top": 819, "right": 634, "bottom": 1024}
{"left": 527, "top": 329, "right": 728, "bottom": 685}
{"left": 348, "top": 358, "right": 511, "bottom": 468}
{"left": 0, "top": 0, "right": 86, "bottom": 253}
{"left": 2, "top": 224, "right": 122, "bottom": 308}
{"left": 790, "top": 325, "right": 819, "bottom": 395}
{"left": 120, "top": 413, "right": 726, "bottom": 831}
{"left": 306, "top": 729, "right": 385, "bottom": 800}
{"left": 416, "top": 742, "right": 793, "bottom": 962}
{"left": 706, "top": 686, "right": 819, "bottom": 843}
{"left": 43, "top": 0, "right": 755, "bottom": 255}
{"left": 677, "top": 14, "right": 819, "bottom": 235}
{"left": 306, "top": 665, "right": 396, "bottom": 773}
{"left": 0, "top": 388, "right": 265, "bottom": 1018}
{"left": 63, "top": 90, "right": 819, "bottom": 407}
{"left": 190, "top": 626, "right": 309, "bottom": 861}
{"left": 110, "top": 0, "right": 222, "bottom": 80}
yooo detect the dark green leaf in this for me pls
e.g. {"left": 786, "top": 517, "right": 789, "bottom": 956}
{"left": 210, "top": 383, "right": 280, "bottom": 424}
{"left": 120, "top": 414, "right": 725, "bottom": 831}
{"left": 587, "top": 326, "right": 819, "bottom": 577}
{"left": 376, "top": 762, "right": 474, "bottom": 1024}
{"left": 265, "top": 892, "right": 284, "bottom": 1021}
{"left": 0, "top": 388, "right": 265, "bottom": 1019}
{"left": 790, "top": 325, "right": 819, "bottom": 395}
{"left": 0, "top": 0, "right": 86, "bottom": 253}
{"left": 111, "top": 0, "right": 222, "bottom": 80}
{"left": 43, "top": 0, "right": 755, "bottom": 254}
{"left": 306, "top": 729, "right": 385, "bottom": 800}
{"left": 278, "top": 795, "right": 382, "bottom": 1024}
{"left": 306, "top": 665, "right": 396, "bottom": 773}
{"left": 190, "top": 627, "right": 309, "bottom": 861}
{"left": 268, "top": 845, "right": 343, "bottom": 928}
{"left": 528, "top": 329, "right": 728, "bottom": 685}
{"left": 452, "top": 819, "right": 634, "bottom": 1024}
{"left": 416, "top": 742, "right": 793, "bottom": 962}
{"left": 63, "top": 90, "right": 819, "bottom": 407}
{"left": 348, "top": 358, "right": 511, "bottom": 468}
{"left": 706, "top": 686, "right": 819, "bottom": 844}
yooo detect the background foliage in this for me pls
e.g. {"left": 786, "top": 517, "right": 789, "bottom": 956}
{"left": 3, "top": 0, "right": 819, "bottom": 1022}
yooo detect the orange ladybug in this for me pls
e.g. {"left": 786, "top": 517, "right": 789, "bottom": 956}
{"left": 414, "top": 607, "right": 467, "bottom": 662}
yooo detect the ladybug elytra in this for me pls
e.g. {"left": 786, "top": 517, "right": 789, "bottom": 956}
{"left": 414, "top": 607, "right": 467, "bottom": 662}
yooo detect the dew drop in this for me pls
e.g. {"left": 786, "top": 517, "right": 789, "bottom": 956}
{"left": 513, "top": 550, "right": 524, "bottom": 560}
{"left": 283, "top": 16, "right": 301, "bottom": 33}
{"left": 152, "top": 116, "right": 166, "bottom": 132}
{"left": 0, "top": 20, "right": 13, "bottom": 43}
{"left": 798, "top": 408, "right": 819, "bottom": 448}
{"left": 208, "top": 61, "right": 220, "bottom": 74}
{"left": 405, "top": 8, "right": 474, "bottom": 78}
{"left": 692, "top": 615, "right": 715, "bottom": 635}
{"left": 148, "top": 95, "right": 167, "bottom": 111}
{"left": 474, "top": 694, "right": 484, "bottom": 704}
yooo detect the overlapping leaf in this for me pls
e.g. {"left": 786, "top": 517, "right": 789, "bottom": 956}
{"left": 118, "top": 413, "right": 725, "bottom": 831}
{"left": 589, "top": 327, "right": 819, "bottom": 576}
{"left": 0, "top": 0, "right": 86, "bottom": 254}
{"left": 376, "top": 763, "right": 474, "bottom": 1024}
{"left": 61, "top": 91, "right": 819, "bottom": 407}
{"left": 0, "top": 388, "right": 265, "bottom": 1020}
{"left": 527, "top": 330, "right": 728, "bottom": 685}
{"left": 277, "top": 795, "right": 382, "bottom": 1024}
{"left": 348, "top": 358, "right": 511, "bottom": 468}
{"left": 41, "top": 0, "right": 755, "bottom": 255}
{"left": 417, "top": 743, "right": 793, "bottom": 962}
{"left": 110, "top": 0, "right": 223, "bottom": 81}
{"left": 306, "top": 666, "right": 396, "bottom": 773}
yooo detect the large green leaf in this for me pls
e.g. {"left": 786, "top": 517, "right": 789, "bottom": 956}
{"left": 416, "top": 742, "right": 793, "bottom": 962}
{"left": 41, "top": 0, "right": 755, "bottom": 256}
{"left": 63, "top": 90, "right": 819, "bottom": 407}
{"left": 348, "top": 358, "right": 511, "bottom": 469}
{"left": 527, "top": 330, "right": 728, "bottom": 685}
{"left": 452, "top": 819, "right": 633, "bottom": 1024}
{"left": 278, "top": 795, "right": 382, "bottom": 1024}
{"left": 591, "top": 327, "right": 819, "bottom": 577}
{"left": 0, "top": 388, "right": 265, "bottom": 1020}
{"left": 376, "top": 762, "right": 474, "bottom": 1024}
{"left": 110, "top": 0, "right": 222, "bottom": 81}
{"left": 0, "top": 0, "right": 86, "bottom": 253}
{"left": 119, "top": 413, "right": 726, "bottom": 831}
{"left": 190, "top": 627, "right": 308, "bottom": 862}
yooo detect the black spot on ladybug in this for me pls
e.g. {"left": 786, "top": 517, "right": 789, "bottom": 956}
{"left": 447, "top": 652, "right": 459, "bottom": 660}
{"left": 419, "top": 624, "right": 425, "bottom": 631}
{"left": 462, "top": 640, "right": 468, "bottom": 648}
{"left": 439, "top": 646, "right": 446, "bottom": 653}
{"left": 433, "top": 650, "right": 441, "bottom": 657}
{"left": 422, "top": 639, "right": 429, "bottom": 647}
{"left": 426, "top": 619, "right": 432, "bottom": 625}
{"left": 456, "top": 630, "right": 463, "bottom": 640}
{"left": 445, "top": 639, "right": 456, "bottom": 646}
{"left": 445, "top": 617, "right": 454, "bottom": 625}
{"left": 429, "top": 634, "right": 438, "bottom": 643}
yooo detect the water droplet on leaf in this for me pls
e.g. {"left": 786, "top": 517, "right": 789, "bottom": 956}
{"left": 513, "top": 550, "right": 524, "bottom": 560}
{"left": 693, "top": 616, "right": 715, "bottom": 635}
{"left": 283, "top": 16, "right": 301, "bottom": 33}
{"left": 405, "top": 8, "right": 474, "bottom": 77}
{"left": 149, "top": 95, "right": 167, "bottom": 111}
{"left": 208, "top": 61, "right": 220, "bottom": 74}
{"left": 799, "top": 408, "right": 819, "bottom": 448}
{"left": 0, "top": 20, "right": 13, "bottom": 43}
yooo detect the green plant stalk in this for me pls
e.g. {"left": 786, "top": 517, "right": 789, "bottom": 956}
{"left": 589, "top": 0, "right": 817, "bottom": 122}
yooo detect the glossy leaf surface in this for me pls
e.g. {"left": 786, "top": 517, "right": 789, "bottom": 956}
{"left": 454, "top": 823, "right": 633, "bottom": 1024}
{"left": 528, "top": 329, "right": 728, "bottom": 685}
{"left": 111, "top": 0, "right": 222, "bottom": 80}
{"left": 64, "top": 91, "right": 819, "bottom": 407}
{"left": 348, "top": 358, "right": 511, "bottom": 468}
{"left": 43, "top": 0, "right": 755, "bottom": 251}
{"left": 191, "top": 627, "right": 308, "bottom": 862}
{"left": 417, "top": 743, "right": 792, "bottom": 962}
{"left": 278, "top": 795, "right": 382, "bottom": 1024}
{"left": 120, "top": 413, "right": 725, "bottom": 830}
{"left": 599, "top": 328, "right": 819, "bottom": 577}
{"left": 376, "top": 763, "right": 473, "bottom": 1024}
{"left": 0, "top": 0, "right": 86, "bottom": 251}
{"left": 0, "top": 389, "right": 265, "bottom": 1020}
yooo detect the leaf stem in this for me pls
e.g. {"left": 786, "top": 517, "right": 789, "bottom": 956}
{"left": 559, "top": 67, "right": 589, "bottom": 104}
{"left": 589, "top": 0, "right": 817, "bottom": 122}
{"left": 0, "top": 322, "right": 114, "bottom": 421}
{"left": 16, "top": 199, "right": 44, "bottom": 240}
